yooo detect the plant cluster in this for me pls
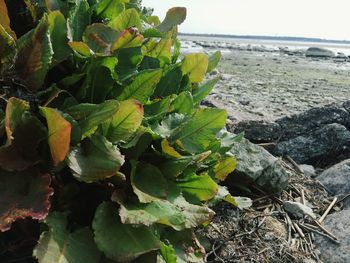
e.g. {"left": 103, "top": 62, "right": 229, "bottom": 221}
{"left": 0, "top": 0, "right": 246, "bottom": 262}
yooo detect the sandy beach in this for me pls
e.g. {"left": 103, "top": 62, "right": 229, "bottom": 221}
{"left": 180, "top": 35, "right": 350, "bottom": 123}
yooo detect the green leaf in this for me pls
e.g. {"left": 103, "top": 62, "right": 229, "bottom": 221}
{"left": 131, "top": 162, "right": 168, "bottom": 203}
{"left": 115, "top": 46, "right": 143, "bottom": 81}
{"left": 33, "top": 212, "right": 102, "bottom": 263}
{"left": 0, "top": 170, "right": 53, "bottom": 232}
{"left": 171, "top": 108, "right": 227, "bottom": 153}
{"left": 207, "top": 51, "right": 221, "bottom": 73}
{"left": 170, "top": 91, "right": 193, "bottom": 115}
{"left": 14, "top": 15, "right": 53, "bottom": 91}
{"left": 103, "top": 99, "right": 144, "bottom": 143}
{"left": 95, "top": 0, "right": 125, "bottom": 20}
{"left": 159, "top": 242, "right": 177, "bottom": 263}
{"left": 224, "top": 195, "right": 252, "bottom": 209}
{"left": 161, "top": 139, "right": 183, "bottom": 159}
{"left": 111, "top": 27, "right": 144, "bottom": 51}
{"left": 153, "top": 113, "right": 187, "bottom": 138}
{"left": 157, "top": 7, "right": 187, "bottom": 33}
{"left": 47, "top": 11, "right": 71, "bottom": 62}
{"left": 153, "top": 64, "right": 183, "bottom": 97}
{"left": 117, "top": 69, "right": 162, "bottom": 104}
{"left": 144, "top": 96, "right": 172, "bottom": 122}
{"left": 172, "top": 38, "right": 181, "bottom": 64}
{"left": 68, "top": 0, "right": 90, "bottom": 41}
{"left": 93, "top": 202, "right": 160, "bottom": 262}
{"left": 66, "top": 100, "right": 119, "bottom": 139}
{"left": 192, "top": 77, "right": 219, "bottom": 105}
{"left": 0, "top": 25, "right": 15, "bottom": 72}
{"left": 147, "top": 38, "right": 172, "bottom": 65}
{"left": 181, "top": 54, "right": 208, "bottom": 83}
{"left": 83, "top": 23, "right": 119, "bottom": 54}
{"left": 67, "top": 134, "right": 124, "bottom": 183}
{"left": 213, "top": 157, "right": 236, "bottom": 181}
{"left": 41, "top": 107, "right": 72, "bottom": 166}
{"left": 108, "top": 8, "right": 141, "bottom": 31}
{"left": 177, "top": 173, "right": 218, "bottom": 202}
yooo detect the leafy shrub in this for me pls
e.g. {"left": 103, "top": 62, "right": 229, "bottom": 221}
{"left": 0, "top": 0, "right": 244, "bottom": 262}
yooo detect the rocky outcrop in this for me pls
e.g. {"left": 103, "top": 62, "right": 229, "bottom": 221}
{"left": 306, "top": 47, "right": 335, "bottom": 58}
{"left": 317, "top": 159, "right": 350, "bottom": 208}
{"left": 226, "top": 138, "right": 292, "bottom": 194}
{"left": 234, "top": 101, "right": 350, "bottom": 166}
{"left": 314, "top": 209, "right": 350, "bottom": 263}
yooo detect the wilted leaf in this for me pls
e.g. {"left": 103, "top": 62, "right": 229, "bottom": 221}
{"left": 66, "top": 100, "right": 119, "bottom": 138}
{"left": 177, "top": 173, "right": 218, "bottom": 202}
{"left": 68, "top": 0, "right": 90, "bottom": 41}
{"left": 41, "top": 107, "right": 72, "bottom": 166}
{"left": 93, "top": 202, "right": 159, "bottom": 262}
{"left": 67, "top": 134, "right": 124, "bottom": 183}
{"left": 0, "top": 170, "right": 53, "bottom": 232}
{"left": 192, "top": 77, "right": 219, "bottom": 105}
{"left": 83, "top": 23, "right": 119, "bottom": 54}
{"left": 171, "top": 108, "right": 227, "bottom": 153}
{"left": 0, "top": 0, "right": 16, "bottom": 38}
{"left": 108, "top": 8, "right": 141, "bottom": 32}
{"left": 181, "top": 54, "right": 208, "bottom": 83}
{"left": 47, "top": 11, "right": 71, "bottom": 62}
{"left": 207, "top": 51, "right": 221, "bottom": 73}
{"left": 34, "top": 212, "right": 102, "bottom": 263}
{"left": 103, "top": 99, "right": 144, "bottom": 143}
{"left": 213, "top": 157, "right": 236, "bottom": 181}
{"left": 14, "top": 14, "right": 53, "bottom": 91}
{"left": 224, "top": 195, "right": 252, "bottom": 210}
{"left": 157, "top": 7, "right": 187, "bottom": 33}
{"left": 117, "top": 69, "right": 162, "bottom": 104}
{"left": 111, "top": 27, "right": 144, "bottom": 52}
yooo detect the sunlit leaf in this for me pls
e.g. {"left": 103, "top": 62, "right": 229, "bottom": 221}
{"left": 108, "top": 8, "right": 141, "bottom": 32}
{"left": 171, "top": 108, "right": 227, "bottom": 153}
{"left": 192, "top": 77, "right": 219, "bottom": 105}
{"left": 207, "top": 51, "right": 221, "bottom": 73}
{"left": 41, "top": 107, "right": 72, "bottom": 166}
{"left": 95, "top": 0, "right": 126, "bottom": 20}
{"left": 68, "top": 41, "right": 93, "bottom": 57}
{"left": 213, "top": 157, "right": 236, "bottom": 181}
{"left": 0, "top": 170, "right": 53, "bottom": 232}
{"left": 161, "top": 139, "right": 182, "bottom": 158}
{"left": 93, "top": 202, "right": 159, "bottom": 262}
{"left": 181, "top": 54, "right": 208, "bottom": 83}
{"left": 117, "top": 69, "right": 162, "bottom": 103}
{"left": 170, "top": 91, "right": 193, "bottom": 115}
{"left": 159, "top": 242, "right": 177, "bottom": 263}
{"left": 157, "top": 7, "right": 187, "bottom": 33}
{"left": 103, "top": 99, "right": 144, "bottom": 143}
{"left": 67, "top": 134, "right": 124, "bottom": 183}
{"left": 5, "top": 97, "right": 29, "bottom": 143}
{"left": 34, "top": 212, "right": 102, "bottom": 263}
{"left": 147, "top": 38, "right": 172, "bottom": 65}
{"left": 111, "top": 27, "right": 144, "bottom": 51}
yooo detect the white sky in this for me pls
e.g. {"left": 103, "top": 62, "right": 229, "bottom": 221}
{"left": 142, "top": 0, "right": 350, "bottom": 41}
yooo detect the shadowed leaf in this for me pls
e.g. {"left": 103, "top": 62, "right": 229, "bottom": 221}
{"left": 67, "top": 134, "right": 124, "bottom": 183}
{"left": 68, "top": 0, "right": 90, "bottom": 41}
{"left": 0, "top": 0, "right": 16, "bottom": 38}
{"left": 34, "top": 212, "right": 102, "bottom": 263}
{"left": 83, "top": 23, "right": 119, "bottom": 54}
{"left": 192, "top": 77, "right": 219, "bottom": 105}
{"left": 0, "top": 170, "right": 53, "bottom": 232}
{"left": 93, "top": 202, "right": 159, "bottom": 262}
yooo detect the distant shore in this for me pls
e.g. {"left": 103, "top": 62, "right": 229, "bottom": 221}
{"left": 179, "top": 32, "right": 350, "bottom": 45}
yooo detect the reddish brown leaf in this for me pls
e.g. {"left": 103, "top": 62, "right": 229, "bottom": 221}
{"left": 0, "top": 0, "right": 16, "bottom": 39}
{"left": 0, "top": 170, "right": 53, "bottom": 232}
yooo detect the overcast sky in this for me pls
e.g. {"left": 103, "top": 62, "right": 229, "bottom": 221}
{"left": 142, "top": 0, "right": 350, "bottom": 40}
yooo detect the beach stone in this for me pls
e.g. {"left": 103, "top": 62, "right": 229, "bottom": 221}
{"left": 283, "top": 201, "right": 316, "bottom": 219}
{"left": 227, "top": 138, "right": 291, "bottom": 193}
{"left": 314, "top": 209, "right": 350, "bottom": 263}
{"left": 275, "top": 123, "right": 350, "bottom": 165}
{"left": 234, "top": 120, "right": 281, "bottom": 142}
{"left": 317, "top": 159, "right": 350, "bottom": 208}
{"left": 306, "top": 47, "right": 335, "bottom": 58}
{"left": 299, "top": 164, "right": 316, "bottom": 177}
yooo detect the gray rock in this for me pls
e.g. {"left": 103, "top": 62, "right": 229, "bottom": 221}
{"left": 314, "top": 209, "right": 350, "bottom": 263}
{"left": 283, "top": 201, "right": 316, "bottom": 219}
{"left": 234, "top": 120, "right": 281, "bottom": 142}
{"left": 299, "top": 164, "right": 316, "bottom": 177}
{"left": 227, "top": 138, "right": 291, "bottom": 193}
{"left": 275, "top": 123, "right": 350, "bottom": 165}
{"left": 318, "top": 159, "right": 350, "bottom": 208}
{"left": 306, "top": 47, "right": 335, "bottom": 58}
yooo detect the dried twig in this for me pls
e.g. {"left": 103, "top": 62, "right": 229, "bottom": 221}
{"left": 318, "top": 197, "right": 337, "bottom": 223}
